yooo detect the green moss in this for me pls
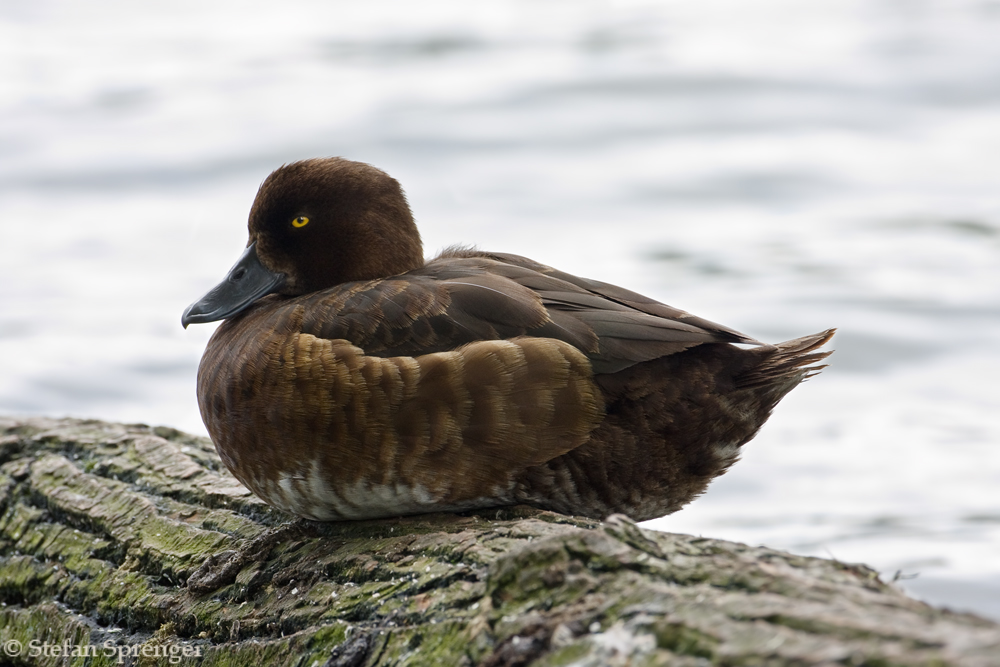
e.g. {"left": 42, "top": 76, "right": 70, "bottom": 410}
{"left": 374, "top": 620, "right": 480, "bottom": 666}
{"left": 533, "top": 641, "right": 592, "bottom": 666}
{"left": 0, "top": 555, "right": 53, "bottom": 604}
{"left": 652, "top": 622, "right": 716, "bottom": 659}
{"left": 198, "top": 635, "right": 302, "bottom": 667}
{"left": 306, "top": 621, "right": 349, "bottom": 649}
{"left": 0, "top": 604, "right": 95, "bottom": 667}
{"left": 1, "top": 502, "right": 45, "bottom": 543}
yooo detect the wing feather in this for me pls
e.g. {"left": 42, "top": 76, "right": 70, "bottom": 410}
{"left": 292, "top": 250, "right": 756, "bottom": 374}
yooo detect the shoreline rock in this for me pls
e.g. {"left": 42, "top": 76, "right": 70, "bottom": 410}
{"left": 2, "top": 416, "right": 998, "bottom": 666}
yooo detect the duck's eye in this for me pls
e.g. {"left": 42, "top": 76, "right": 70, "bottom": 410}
{"left": 292, "top": 216, "right": 310, "bottom": 228}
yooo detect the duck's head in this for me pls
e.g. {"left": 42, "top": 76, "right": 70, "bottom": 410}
{"left": 182, "top": 158, "right": 423, "bottom": 327}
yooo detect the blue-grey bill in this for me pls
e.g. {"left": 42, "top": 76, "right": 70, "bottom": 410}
{"left": 181, "top": 242, "right": 286, "bottom": 328}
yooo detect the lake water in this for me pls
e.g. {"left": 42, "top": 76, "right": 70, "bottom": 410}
{"left": 2, "top": 0, "right": 999, "bottom": 621}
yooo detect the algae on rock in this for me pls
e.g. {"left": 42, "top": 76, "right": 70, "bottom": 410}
{"left": 1, "top": 416, "right": 998, "bottom": 666}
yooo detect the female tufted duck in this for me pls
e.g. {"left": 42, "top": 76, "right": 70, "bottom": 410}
{"left": 183, "top": 158, "right": 833, "bottom": 522}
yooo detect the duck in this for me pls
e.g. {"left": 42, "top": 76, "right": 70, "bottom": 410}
{"left": 182, "top": 157, "right": 833, "bottom": 523}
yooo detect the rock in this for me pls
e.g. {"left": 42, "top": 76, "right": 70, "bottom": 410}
{"left": 1, "top": 416, "right": 998, "bottom": 666}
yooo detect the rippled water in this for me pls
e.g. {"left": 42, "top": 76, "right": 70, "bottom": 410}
{"left": 3, "top": 0, "right": 999, "bottom": 620}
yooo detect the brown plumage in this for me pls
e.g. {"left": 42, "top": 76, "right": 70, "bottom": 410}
{"left": 183, "top": 157, "right": 833, "bottom": 522}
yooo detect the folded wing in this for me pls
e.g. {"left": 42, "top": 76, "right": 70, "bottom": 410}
{"left": 295, "top": 249, "right": 758, "bottom": 374}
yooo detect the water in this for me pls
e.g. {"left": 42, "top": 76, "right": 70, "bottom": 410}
{"left": 2, "top": 0, "right": 999, "bottom": 620}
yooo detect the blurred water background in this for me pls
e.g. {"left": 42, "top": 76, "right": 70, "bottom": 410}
{"left": 2, "top": 0, "right": 999, "bottom": 620}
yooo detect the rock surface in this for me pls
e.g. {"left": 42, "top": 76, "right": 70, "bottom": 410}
{"left": 1, "top": 416, "right": 998, "bottom": 666}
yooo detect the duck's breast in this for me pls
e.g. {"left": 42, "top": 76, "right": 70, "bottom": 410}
{"left": 196, "top": 293, "right": 604, "bottom": 520}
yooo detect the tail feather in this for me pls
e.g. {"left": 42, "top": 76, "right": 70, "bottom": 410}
{"left": 515, "top": 327, "right": 836, "bottom": 521}
{"left": 736, "top": 328, "right": 836, "bottom": 389}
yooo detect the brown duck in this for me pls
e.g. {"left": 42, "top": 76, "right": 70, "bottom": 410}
{"left": 182, "top": 158, "right": 833, "bottom": 523}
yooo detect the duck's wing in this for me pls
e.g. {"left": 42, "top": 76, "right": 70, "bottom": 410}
{"left": 430, "top": 251, "right": 761, "bottom": 373}
{"left": 294, "top": 252, "right": 756, "bottom": 374}
{"left": 475, "top": 250, "right": 757, "bottom": 342}
{"left": 294, "top": 269, "right": 553, "bottom": 353}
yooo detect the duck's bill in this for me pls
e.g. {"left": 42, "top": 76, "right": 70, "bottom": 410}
{"left": 182, "top": 242, "right": 286, "bottom": 328}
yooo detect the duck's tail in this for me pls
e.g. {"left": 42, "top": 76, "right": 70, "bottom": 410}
{"left": 736, "top": 328, "right": 836, "bottom": 390}
{"left": 515, "top": 328, "right": 835, "bottom": 521}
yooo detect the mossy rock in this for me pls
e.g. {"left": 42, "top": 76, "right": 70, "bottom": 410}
{"left": 1, "top": 416, "right": 998, "bottom": 666}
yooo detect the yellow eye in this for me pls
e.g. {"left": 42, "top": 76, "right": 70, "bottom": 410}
{"left": 292, "top": 216, "right": 310, "bottom": 228}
